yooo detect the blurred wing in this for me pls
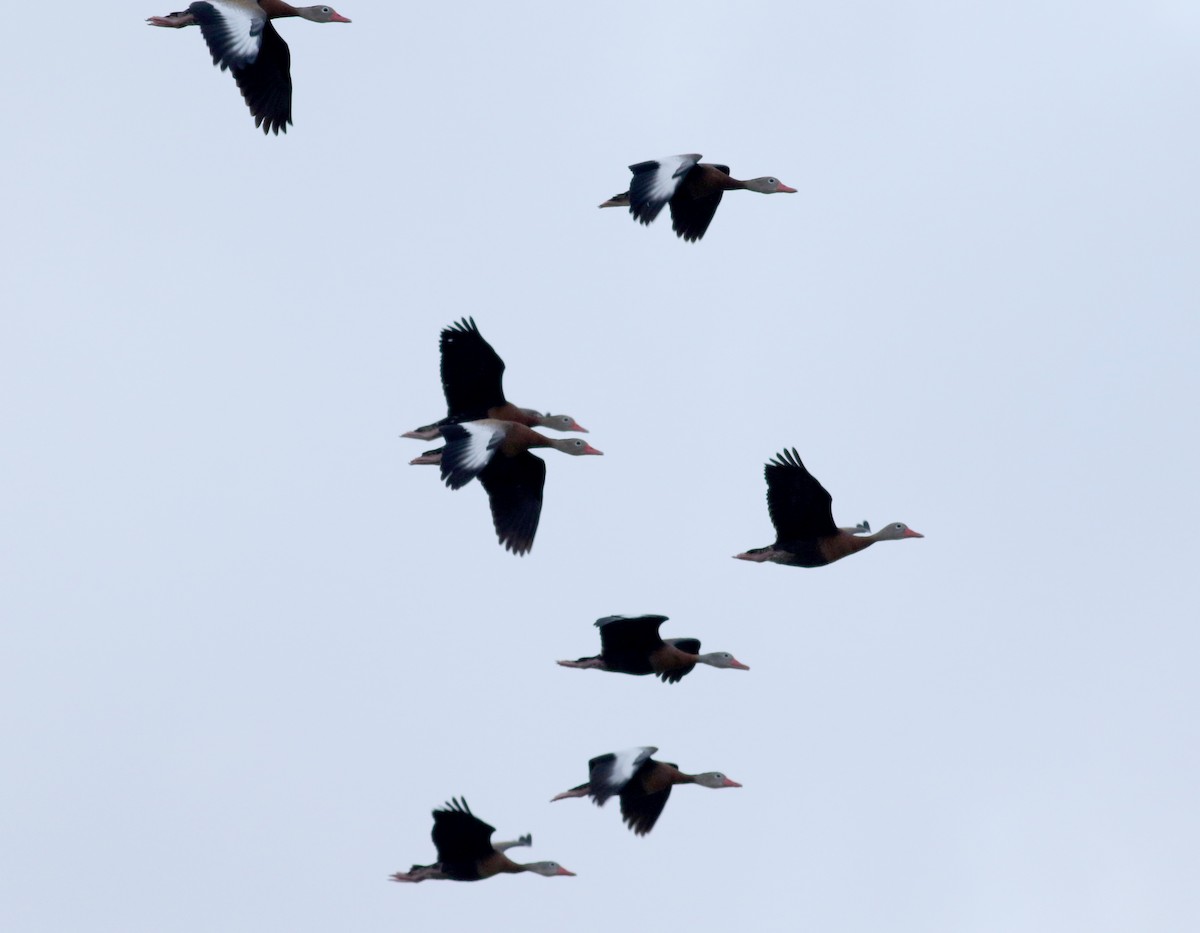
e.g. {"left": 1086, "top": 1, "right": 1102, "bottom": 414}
{"left": 620, "top": 785, "right": 672, "bottom": 836}
{"left": 765, "top": 448, "right": 837, "bottom": 540}
{"left": 478, "top": 452, "right": 546, "bottom": 555}
{"left": 663, "top": 163, "right": 731, "bottom": 242}
{"left": 627, "top": 154, "right": 701, "bottom": 225}
{"left": 587, "top": 747, "right": 657, "bottom": 804}
{"left": 440, "top": 318, "right": 507, "bottom": 416}
{"left": 431, "top": 798, "right": 495, "bottom": 863}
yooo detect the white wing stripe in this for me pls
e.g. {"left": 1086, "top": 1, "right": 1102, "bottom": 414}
{"left": 647, "top": 154, "right": 700, "bottom": 202}
{"left": 457, "top": 422, "right": 501, "bottom": 472}
{"left": 610, "top": 746, "right": 657, "bottom": 787}
{"left": 199, "top": 1, "right": 265, "bottom": 68}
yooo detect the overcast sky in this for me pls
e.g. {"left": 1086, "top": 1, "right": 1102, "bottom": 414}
{"left": 2, "top": 2, "right": 1198, "bottom": 931}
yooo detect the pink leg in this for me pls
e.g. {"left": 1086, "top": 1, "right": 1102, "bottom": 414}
{"left": 556, "top": 658, "right": 604, "bottom": 670}
{"left": 146, "top": 13, "right": 195, "bottom": 27}
{"left": 550, "top": 785, "right": 591, "bottom": 802}
{"left": 389, "top": 865, "right": 442, "bottom": 883}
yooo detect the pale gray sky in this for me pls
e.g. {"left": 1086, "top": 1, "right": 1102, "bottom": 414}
{"left": 2, "top": 2, "right": 1198, "bottom": 931}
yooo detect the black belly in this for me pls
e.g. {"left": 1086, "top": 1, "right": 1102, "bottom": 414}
{"left": 775, "top": 539, "right": 830, "bottom": 568}
{"left": 601, "top": 650, "right": 656, "bottom": 676}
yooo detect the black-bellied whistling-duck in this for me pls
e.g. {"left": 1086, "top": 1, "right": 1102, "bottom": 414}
{"left": 551, "top": 747, "right": 740, "bottom": 836}
{"left": 390, "top": 798, "right": 575, "bottom": 883}
{"left": 600, "top": 154, "right": 796, "bottom": 242}
{"left": 558, "top": 615, "right": 749, "bottom": 684}
{"left": 735, "top": 448, "right": 923, "bottom": 568}
{"left": 414, "top": 419, "right": 602, "bottom": 555}
{"left": 147, "top": 1, "right": 350, "bottom": 134}
{"left": 403, "top": 319, "right": 587, "bottom": 441}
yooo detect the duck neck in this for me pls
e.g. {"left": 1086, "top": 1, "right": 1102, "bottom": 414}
{"left": 259, "top": 0, "right": 299, "bottom": 18}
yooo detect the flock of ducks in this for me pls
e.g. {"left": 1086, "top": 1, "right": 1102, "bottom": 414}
{"left": 389, "top": 317, "right": 922, "bottom": 881}
{"left": 148, "top": 0, "right": 924, "bottom": 885}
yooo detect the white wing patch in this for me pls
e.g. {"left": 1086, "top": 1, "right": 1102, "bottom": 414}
{"left": 439, "top": 420, "right": 504, "bottom": 489}
{"left": 456, "top": 421, "right": 502, "bottom": 472}
{"left": 609, "top": 746, "right": 657, "bottom": 788}
{"left": 646, "top": 154, "right": 701, "bottom": 202}
{"left": 198, "top": 1, "right": 266, "bottom": 69}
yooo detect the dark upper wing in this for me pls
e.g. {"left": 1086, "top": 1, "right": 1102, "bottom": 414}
{"left": 430, "top": 798, "right": 495, "bottom": 863}
{"left": 627, "top": 154, "right": 702, "bottom": 226}
{"left": 620, "top": 784, "right": 672, "bottom": 836}
{"left": 440, "top": 318, "right": 507, "bottom": 417}
{"left": 669, "top": 166, "right": 728, "bottom": 242}
{"left": 477, "top": 451, "right": 546, "bottom": 555}
{"left": 765, "top": 448, "right": 837, "bottom": 541}
{"left": 231, "top": 22, "right": 291, "bottom": 134}
{"left": 595, "top": 615, "right": 669, "bottom": 655}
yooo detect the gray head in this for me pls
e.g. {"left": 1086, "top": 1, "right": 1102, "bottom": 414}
{"left": 872, "top": 521, "right": 924, "bottom": 541}
{"left": 546, "top": 437, "right": 604, "bottom": 457}
{"left": 691, "top": 771, "right": 742, "bottom": 789}
{"left": 522, "top": 861, "right": 576, "bottom": 877}
{"left": 295, "top": 5, "right": 352, "bottom": 23}
{"left": 741, "top": 176, "right": 797, "bottom": 195}
{"left": 696, "top": 651, "right": 750, "bottom": 671}
{"left": 536, "top": 412, "right": 589, "bottom": 434}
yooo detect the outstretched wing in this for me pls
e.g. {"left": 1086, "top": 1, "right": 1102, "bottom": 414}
{"left": 477, "top": 451, "right": 546, "bottom": 556}
{"left": 430, "top": 797, "right": 495, "bottom": 864}
{"left": 669, "top": 164, "right": 729, "bottom": 242}
{"left": 765, "top": 448, "right": 837, "bottom": 541}
{"left": 620, "top": 785, "right": 672, "bottom": 836}
{"left": 627, "top": 154, "right": 702, "bottom": 226}
{"left": 189, "top": 2, "right": 293, "bottom": 134}
{"left": 595, "top": 615, "right": 669, "bottom": 655}
{"left": 440, "top": 318, "right": 507, "bottom": 417}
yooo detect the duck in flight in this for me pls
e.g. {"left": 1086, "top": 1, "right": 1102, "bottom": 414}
{"left": 735, "top": 448, "right": 923, "bottom": 567}
{"left": 552, "top": 747, "right": 741, "bottom": 836}
{"left": 403, "top": 318, "right": 587, "bottom": 441}
{"left": 557, "top": 614, "right": 748, "bottom": 683}
{"left": 148, "top": 1, "right": 351, "bottom": 134}
{"left": 600, "top": 154, "right": 796, "bottom": 241}
{"left": 413, "top": 419, "right": 602, "bottom": 555}
{"left": 390, "top": 798, "right": 575, "bottom": 883}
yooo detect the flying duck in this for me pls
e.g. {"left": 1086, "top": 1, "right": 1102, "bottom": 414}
{"left": 600, "top": 154, "right": 796, "bottom": 241}
{"left": 390, "top": 798, "right": 575, "bottom": 883}
{"left": 735, "top": 448, "right": 923, "bottom": 567}
{"left": 551, "top": 747, "right": 740, "bottom": 836}
{"left": 558, "top": 614, "right": 749, "bottom": 683}
{"left": 413, "top": 419, "right": 602, "bottom": 555}
{"left": 147, "top": 1, "right": 350, "bottom": 134}
{"left": 403, "top": 318, "right": 587, "bottom": 441}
